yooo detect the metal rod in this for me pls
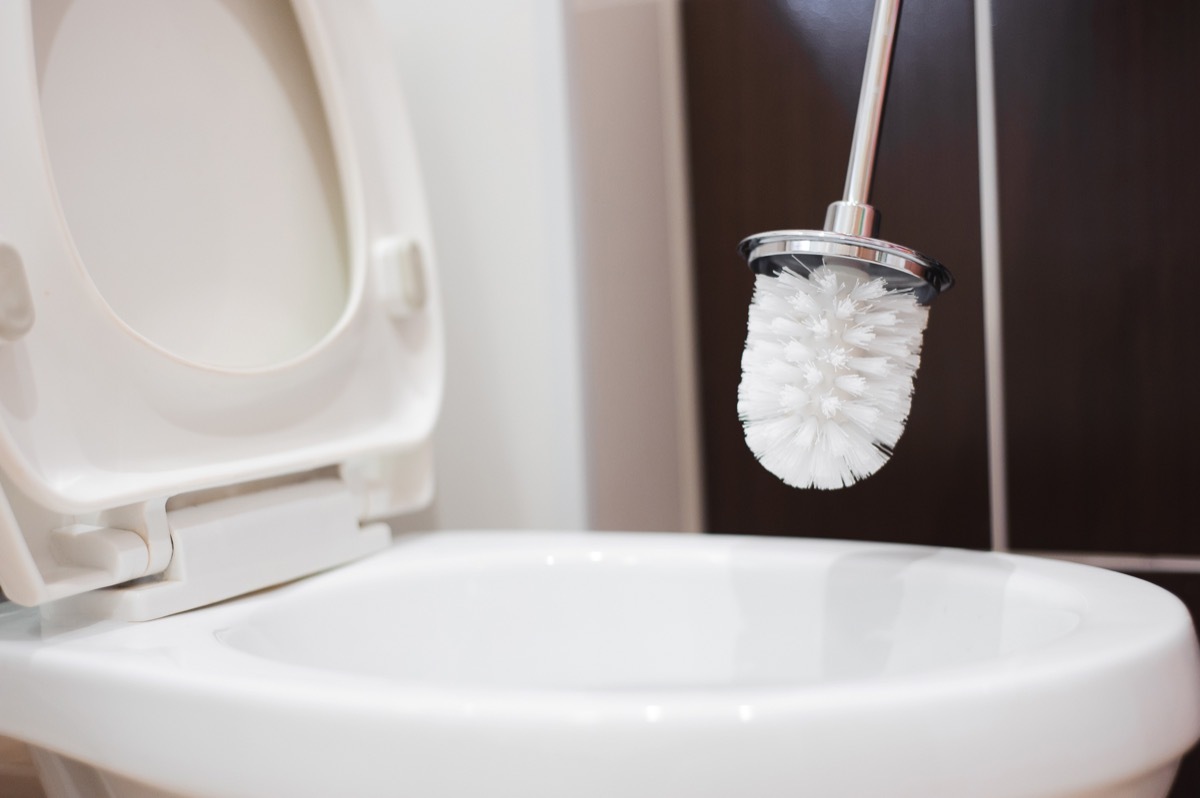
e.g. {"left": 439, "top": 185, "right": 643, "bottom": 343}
{"left": 974, "top": 0, "right": 1010, "bottom": 551}
{"left": 842, "top": 0, "right": 902, "bottom": 206}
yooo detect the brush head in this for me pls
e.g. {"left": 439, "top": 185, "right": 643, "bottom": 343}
{"left": 738, "top": 263, "right": 930, "bottom": 489}
{"left": 736, "top": 230, "right": 951, "bottom": 489}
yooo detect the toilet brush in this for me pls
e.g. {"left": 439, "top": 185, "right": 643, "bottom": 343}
{"left": 736, "top": 0, "right": 953, "bottom": 489}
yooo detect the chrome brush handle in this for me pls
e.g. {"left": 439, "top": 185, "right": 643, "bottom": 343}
{"left": 824, "top": 0, "right": 902, "bottom": 238}
{"left": 738, "top": 0, "right": 952, "bottom": 303}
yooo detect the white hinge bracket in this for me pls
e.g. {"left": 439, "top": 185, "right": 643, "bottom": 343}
{"left": 49, "top": 477, "right": 389, "bottom": 622}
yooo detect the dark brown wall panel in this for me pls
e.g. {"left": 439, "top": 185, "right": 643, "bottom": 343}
{"left": 683, "top": 0, "right": 990, "bottom": 547}
{"left": 994, "top": 2, "right": 1200, "bottom": 554}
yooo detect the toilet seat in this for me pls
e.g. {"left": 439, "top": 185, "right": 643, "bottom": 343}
{"left": 0, "top": 0, "right": 442, "bottom": 619}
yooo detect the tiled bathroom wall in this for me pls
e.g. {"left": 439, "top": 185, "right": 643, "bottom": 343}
{"left": 681, "top": 0, "right": 1200, "bottom": 793}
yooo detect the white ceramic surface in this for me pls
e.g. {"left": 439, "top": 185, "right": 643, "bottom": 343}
{"left": 0, "top": 530, "right": 1196, "bottom": 798}
{"left": 0, "top": 0, "right": 443, "bottom": 612}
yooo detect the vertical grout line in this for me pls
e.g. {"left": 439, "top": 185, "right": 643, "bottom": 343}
{"left": 543, "top": 0, "right": 592, "bottom": 530}
{"left": 1013, "top": 552, "right": 1200, "bottom": 574}
{"left": 974, "top": 0, "right": 1010, "bottom": 551}
{"left": 659, "top": 0, "right": 705, "bottom": 533}
{"left": 559, "top": 0, "right": 597, "bottom": 530}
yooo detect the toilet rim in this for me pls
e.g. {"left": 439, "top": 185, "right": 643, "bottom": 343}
{"left": 5, "top": 531, "right": 1196, "bottom": 701}
{"left": 0, "top": 532, "right": 1196, "bottom": 798}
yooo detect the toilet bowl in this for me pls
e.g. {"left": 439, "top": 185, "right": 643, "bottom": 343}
{"left": 1, "top": 530, "right": 1199, "bottom": 798}
{"left": 0, "top": 2, "right": 1197, "bottom": 797}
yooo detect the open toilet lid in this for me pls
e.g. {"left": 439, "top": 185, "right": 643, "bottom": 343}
{"left": 0, "top": 0, "right": 442, "bottom": 613}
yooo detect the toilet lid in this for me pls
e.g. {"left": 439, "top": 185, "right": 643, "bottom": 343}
{"left": 0, "top": 0, "right": 442, "bottom": 609}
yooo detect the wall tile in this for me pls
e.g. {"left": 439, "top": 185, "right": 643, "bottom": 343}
{"left": 994, "top": 1, "right": 1200, "bottom": 554}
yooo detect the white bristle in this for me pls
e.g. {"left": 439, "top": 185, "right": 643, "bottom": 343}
{"left": 738, "top": 265, "right": 929, "bottom": 490}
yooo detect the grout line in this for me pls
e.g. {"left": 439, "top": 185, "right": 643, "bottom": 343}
{"left": 1013, "top": 551, "right": 1200, "bottom": 574}
{"left": 974, "top": 0, "right": 1010, "bottom": 552}
{"left": 659, "top": 0, "right": 705, "bottom": 534}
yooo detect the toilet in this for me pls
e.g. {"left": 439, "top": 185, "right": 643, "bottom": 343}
{"left": 0, "top": 0, "right": 443, "bottom": 791}
{"left": 2, "top": 2, "right": 1200, "bottom": 797}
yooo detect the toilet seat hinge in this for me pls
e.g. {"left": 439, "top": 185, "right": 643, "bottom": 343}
{"left": 53, "top": 477, "right": 391, "bottom": 622}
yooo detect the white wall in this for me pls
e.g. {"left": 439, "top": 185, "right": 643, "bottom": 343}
{"left": 373, "top": 0, "right": 589, "bottom": 531}
{"left": 372, "top": 0, "right": 700, "bottom": 532}
{"left": 566, "top": 0, "right": 702, "bottom": 532}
